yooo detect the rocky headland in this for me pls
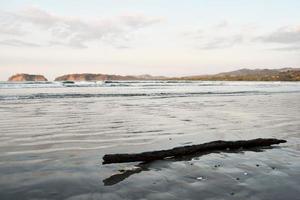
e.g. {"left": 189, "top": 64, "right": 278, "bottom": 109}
{"left": 8, "top": 73, "right": 48, "bottom": 82}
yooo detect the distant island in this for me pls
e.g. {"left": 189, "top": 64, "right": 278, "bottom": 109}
{"left": 8, "top": 73, "right": 48, "bottom": 82}
{"left": 54, "top": 73, "right": 165, "bottom": 81}
{"left": 7, "top": 68, "right": 300, "bottom": 82}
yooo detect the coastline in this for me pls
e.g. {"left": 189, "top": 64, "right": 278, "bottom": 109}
{"left": 4, "top": 68, "right": 300, "bottom": 82}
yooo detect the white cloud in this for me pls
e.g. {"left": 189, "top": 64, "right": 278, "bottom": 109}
{"left": 0, "top": 6, "right": 163, "bottom": 48}
{"left": 183, "top": 22, "right": 300, "bottom": 51}
{"left": 183, "top": 21, "right": 246, "bottom": 50}
{"left": 272, "top": 45, "right": 300, "bottom": 51}
{"left": 255, "top": 25, "right": 300, "bottom": 51}
{"left": 196, "top": 35, "right": 244, "bottom": 50}
{"left": 258, "top": 25, "right": 300, "bottom": 44}
{"left": 213, "top": 20, "right": 230, "bottom": 30}
{"left": 0, "top": 39, "right": 41, "bottom": 47}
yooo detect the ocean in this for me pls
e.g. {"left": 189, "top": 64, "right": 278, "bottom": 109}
{"left": 0, "top": 81, "right": 300, "bottom": 200}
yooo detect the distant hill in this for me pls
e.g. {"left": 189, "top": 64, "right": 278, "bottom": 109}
{"left": 54, "top": 73, "right": 166, "bottom": 81}
{"left": 8, "top": 73, "right": 48, "bottom": 82}
{"left": 7, "top": 68, "right": 300, "bottom": 82}
{"left": 176, "top": 68, "right": 300, "bottom": 81}
{"left": 216, "top": 68, "right": 300, "bottom": 76}
{"left": 134, "top": 74, "right": 166, "bottom": 80}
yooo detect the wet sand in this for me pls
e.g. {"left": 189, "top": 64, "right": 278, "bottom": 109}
{"left": 0, "top": 81, "right": 300, "bottom": 199}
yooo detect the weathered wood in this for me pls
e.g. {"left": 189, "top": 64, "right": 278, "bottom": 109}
{"left": 103, "top": 138, "right": 286, "bottom": 164}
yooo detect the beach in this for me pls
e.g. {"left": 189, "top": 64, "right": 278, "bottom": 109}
{"left": 0, "top": 81, "right": 300, "bottom": 199}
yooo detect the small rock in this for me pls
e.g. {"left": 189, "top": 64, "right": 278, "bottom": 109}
{"left": 244, "top": 172, "right": 248, "bottom": 176}
{"left": 256, "top": 164, "right": 260, "bottom": 167}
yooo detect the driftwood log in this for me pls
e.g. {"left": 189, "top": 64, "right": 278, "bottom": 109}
{"left": 103, "top": 138, "right": 286, "bottom": 164}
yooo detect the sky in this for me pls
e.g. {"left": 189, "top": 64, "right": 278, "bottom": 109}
{"left": 0, "top": 0, "right": 300, "bottom": 80}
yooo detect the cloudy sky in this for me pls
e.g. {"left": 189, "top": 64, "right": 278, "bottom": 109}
{"left": 1, "top": 0, "right": 300, "bottom": 80}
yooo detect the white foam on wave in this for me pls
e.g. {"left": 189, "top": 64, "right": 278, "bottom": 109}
{"left": 0, "top": 81, "right": 106, "bottom": 89}
{"left": 1, "top": 80, "right": 299, "bottom": 89}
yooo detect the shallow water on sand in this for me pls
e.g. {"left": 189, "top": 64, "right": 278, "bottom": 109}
{"left": 0, "top": 81, "right": 300, "bottom": 200}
